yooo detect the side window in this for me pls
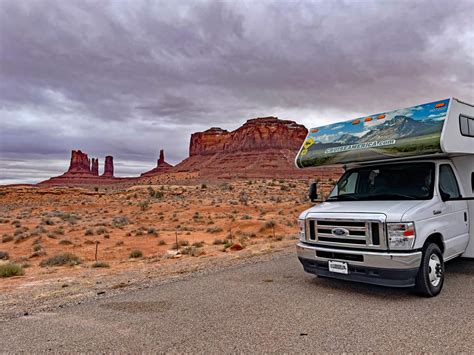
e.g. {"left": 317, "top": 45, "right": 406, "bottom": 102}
{"left": 439, "top": 164, "right": 461, "bottom": 199}
{"left": 339, "top": 172, "right": 358, "bottom": 195}
{"left": 459, "top": 114, "right": 474, "bottom": 137}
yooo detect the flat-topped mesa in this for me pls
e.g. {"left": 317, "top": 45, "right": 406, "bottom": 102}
{"left": 67, "top": 150, "right": 91, "bottom": 173}
{"left": 91, "top": 158, "right": 99, "bottom": 176}
{"left": 102, "top": 156, "right": 114, "bottom": 177}
{"left": 189, "top": 117, "right": 307, "bottom": 156}
{"left": 189, "top": 127, "right": 230, "bottom": 156}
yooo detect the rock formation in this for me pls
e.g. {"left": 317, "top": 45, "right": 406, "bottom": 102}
{"left": 91, "top": 158, "right": 99, "bottom": 176}
{"left": 67, "top": 150, "right": 92, "bottom": 173}
{"left": 176, "top": 117, "right": 342, "bottom": 180}
{"left": 141, "top": 149, "right": 173, "bottom": 176}
{"left": 189, "top": 117, "right": 307, "bottom": 156}
{"left": 39, "top": 116, "right": 342, "bottom": 185}
{"left": 102, "top": 156, "right": 114, "bottom": 177}
{"left": 40, "top": 151, "right": 122, "bottom": 185}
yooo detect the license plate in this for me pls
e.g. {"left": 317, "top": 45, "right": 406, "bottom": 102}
{"left": 328, "top": 260, "right": 349, "bottom": 274}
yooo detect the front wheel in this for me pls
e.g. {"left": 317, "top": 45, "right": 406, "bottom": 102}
{"left": 414, "top": 243, "right": 444, "bottom": 297}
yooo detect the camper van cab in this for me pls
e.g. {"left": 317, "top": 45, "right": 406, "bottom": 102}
{"left": 295, "top": 98, "right": 473, "bottom": 297}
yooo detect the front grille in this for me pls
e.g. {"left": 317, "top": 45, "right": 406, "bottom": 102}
{"left": 306, "top": 218, "right": 385, "bottom": 249}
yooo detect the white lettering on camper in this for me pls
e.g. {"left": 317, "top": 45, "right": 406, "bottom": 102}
{"left": 325, "top": 140, "right": 396, "bottom": 154}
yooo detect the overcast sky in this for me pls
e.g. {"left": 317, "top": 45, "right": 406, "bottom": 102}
{"left": 1, "top": 0, "right": 473, "bottom": 184}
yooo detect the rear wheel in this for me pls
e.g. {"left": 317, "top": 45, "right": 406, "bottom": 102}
{"left": 414, "top": 243, "right": 444, "bottom": 297}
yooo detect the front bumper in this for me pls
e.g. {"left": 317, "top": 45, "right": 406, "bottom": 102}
{"left": 296, "top": 242, "right": 422, "bottom": 288}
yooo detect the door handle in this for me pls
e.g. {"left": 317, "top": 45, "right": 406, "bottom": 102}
{"left": 433, "top": 209, "right": 442, "bottom": 215}
{"left": 465, "top": 212, "right": 468, "bottom": 222}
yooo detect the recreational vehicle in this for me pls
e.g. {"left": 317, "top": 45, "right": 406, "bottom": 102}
{"left": 295, "top": 98, "right": 473, "bottom": 296}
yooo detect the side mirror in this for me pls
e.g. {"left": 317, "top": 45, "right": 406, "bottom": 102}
{"left": 309, "top": 182, "right": 318, "bottom": 202}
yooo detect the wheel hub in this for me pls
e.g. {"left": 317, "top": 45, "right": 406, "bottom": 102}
{"left": 428, "top": 254, "right": 442, "bottom": 287}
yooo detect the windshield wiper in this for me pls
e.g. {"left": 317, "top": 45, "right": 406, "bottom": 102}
{"left": 326, "top": 194, "right": 360, "bottom": 201}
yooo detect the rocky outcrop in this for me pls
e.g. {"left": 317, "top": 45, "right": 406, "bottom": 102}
{"left": 102, "top": 156, "right": 114, "bottom": 177}
{"left": 189, "top": 117, "right": 307, "bottom": 156}
{"left": 176, "top": 117, "right": 342, "bottom": 180}
{"left": 40, "top": 151, "right": 123, "bottom": 186}
{"left": 91, "top": 158, "right": 99, "bottom": 176}
{"left": 141, "top": 149, "right": 173, "bottom": 177}
{"left": 67, "top": 150, "right": 91, "bottom": 173}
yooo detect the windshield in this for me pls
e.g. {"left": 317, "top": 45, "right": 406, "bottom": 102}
{"left": 327, "top": 162, "right": 435, "bottom": 201}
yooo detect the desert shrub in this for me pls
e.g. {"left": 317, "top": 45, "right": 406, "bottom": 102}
{"left": 181, "top": 246, "right": 204, "bottom": 257}
{"left": 201, "top": 183, "right": 207, "bottom": 189}
{"left": 40, "top": 253, "right": 81, "bottom": 267}
{"left": 158, "top": 240, "right": 166, "bottom": 246}
{"left": 213, "top": 238, "right": 226, "bottom": 245}
{"left": 112, "top": 216, "right": 130, "bottom": 228}
{"left": 147, "top": 187, "right": 164, "bottom": 199}
{"left": 220, "top": 183, "right": 233, "bottom": 191}
{"left": 147, "top": 227, "right": 158, "bottom": 236}
{"left": 41, "top": 218, "right": 55, "bottom": 226}
{"left": 58, "top": 239, "right": 73, "bottom": 245}
{"left": 192, "top": 241, "right": 204, "bottom": 247}
{"left": 223, "top": 241, "right": 233, "bottom": 249}
{"left": 241, "top": 215, "right": 252, "bottom": 220}
{"left": 32, "top": 243, "right": 42, "bottom": 252}
{"left": 0, "top": 251, "right": 9, "bottom": 260}
{"left": 96, "top": 226, "right": 108, "bottom": 235}
{"left": 14, "top": 233, "right": 29, "bottom": 243}
{"left": 129, "top": 249, "right": 143, "bottom": 258}
{"left": 115, "top": 241, "right": 124, "bottom": 246}
{"left": 138, "top": 200, "right": 150, "bottom": 211}
{"left": 207, "top": 226, "right": 223, "bottom": 234}
{"left": 91, "top": 261, "right": 110, "bottom": 268}
{"left": 170, "top": 240, "right": 189, "bottom": 249}
{"left": 264, "top": 220, "right": 276, "bottom": 229}
{"left": 85, "top": 229, "right": 94, "bottom": 236}
{"left": 0, "top": 263, "right": 24, "bottom": 277}
{"left": 51, "top": 227, "right": 64, "bottom": 236}
{"left": 2, "top": 234, "right": 13, "bottom": 243}
{"left": 11, "top": 220, "right": 21, "bottom": 228}
{"left": 135, "top": 229, "right": 144, "bottom": 236}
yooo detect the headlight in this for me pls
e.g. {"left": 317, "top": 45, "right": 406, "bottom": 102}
{"left": 298, "top": 219, "right": 306, "bottom": 240}
{"left": 387, "top": 222, "right": 416, "bottom": 250}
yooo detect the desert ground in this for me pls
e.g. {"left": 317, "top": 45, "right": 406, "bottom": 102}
{"left": 0, "top": 178, "right": 321, "bottom": 319}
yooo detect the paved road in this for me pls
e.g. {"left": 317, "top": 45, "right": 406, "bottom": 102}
{"left": 1, "top": 251, "right": 473, "bottom": 353}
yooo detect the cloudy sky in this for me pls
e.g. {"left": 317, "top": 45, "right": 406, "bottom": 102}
{"left": 1, "top": 0, "right": 473, "bottom": 184}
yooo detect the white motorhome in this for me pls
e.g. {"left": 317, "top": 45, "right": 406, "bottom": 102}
{"left": 295, "top": 98, "right": 473, "bottom": 296}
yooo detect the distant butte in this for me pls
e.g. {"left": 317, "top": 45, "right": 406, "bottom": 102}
{"left": 175, "top": 116, "right": 342, "bottom": 180}
{"left": 38, "top": 116, "right": 342, "bottom": 185}
{"left": 141, "top": 149, "right": 173, "bottom": 177}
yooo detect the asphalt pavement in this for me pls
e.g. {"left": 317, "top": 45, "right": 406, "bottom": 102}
{"left": 1, "top": 250, "right": 473, "bottom": 353}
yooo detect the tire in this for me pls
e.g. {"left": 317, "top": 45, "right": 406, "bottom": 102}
{"left": 414, "top": 243, "right": 444, "bottom": 297}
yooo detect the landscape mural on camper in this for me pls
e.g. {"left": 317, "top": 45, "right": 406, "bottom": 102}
{"left": 296, "top": 98, "right": 450, "bottom": 167}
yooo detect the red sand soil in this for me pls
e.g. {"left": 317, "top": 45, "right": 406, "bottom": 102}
{"left": 0, "top": 179, "right": 333, "bottom": 317}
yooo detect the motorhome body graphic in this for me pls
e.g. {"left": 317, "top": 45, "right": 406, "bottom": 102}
{"left": 296, "top": 99, "right": 450, "bottom": 167}
{"left": 325, "top": 139, "right": 396, "bottom": 154}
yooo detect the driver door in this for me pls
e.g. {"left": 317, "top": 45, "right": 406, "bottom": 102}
{"left": 438, "top": 164, "right": 469, "bottom": 258}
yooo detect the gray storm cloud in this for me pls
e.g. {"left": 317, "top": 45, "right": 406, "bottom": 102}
{"left": 0, "top": 0, "right": 473, "bottom": 183}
